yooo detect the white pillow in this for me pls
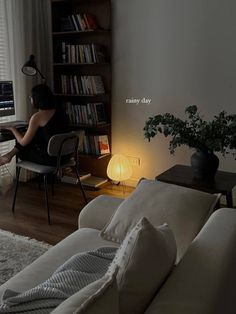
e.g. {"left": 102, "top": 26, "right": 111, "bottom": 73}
{"left": 101, "top": 179, "right": 219, "bottom": 262}
{"left": 108, "top": 217, "right": 176, "bottom": 314}
{"left": 51, "top": 266, "right": 119, "bottom": 314}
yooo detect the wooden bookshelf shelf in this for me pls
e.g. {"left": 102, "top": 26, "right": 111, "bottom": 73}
{"left": 78, "top": 153, "right": 111, "bottom": 159}
{"left": 52, "top": 30, "right": 110, "bottom": 36}
{"left": 52, "top": 0, "right": 109, "bottom": 4}
{"left": 54, "top": 93, "right": 109, "bottom": 97}
{"left": 53, "top": 63, "right": 109, "bottom": 66}
{"left": 70, "top": 123, "right": 111, "bottom": 129}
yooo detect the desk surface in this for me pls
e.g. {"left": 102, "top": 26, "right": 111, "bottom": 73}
{"left": 156, "top": 164, "right": 236, "bottom": 194}
{"left": 0, "top": 125, "right": 27, "bottom": 143}
{"left": 0, "top": 133, "right": 15, "bottom": 143}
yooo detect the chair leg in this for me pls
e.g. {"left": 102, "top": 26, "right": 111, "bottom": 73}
{"left": 51, "top": 174, "right": 55, "bottom": 196}
{"left": 12, "top": 167, "right": 21, "bottom": 213}
{"left": 75, "top": 167, "right": 88, "bottom": 204}
{"left": 38, "top": 174, "right": 42, "bottom": 190}
{"left": 43, "top": 174, "right": 51, "bottom": 224}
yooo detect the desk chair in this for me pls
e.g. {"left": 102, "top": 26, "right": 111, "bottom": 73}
{"left": 12, "top": 131, "right": 87, "bottom": 224}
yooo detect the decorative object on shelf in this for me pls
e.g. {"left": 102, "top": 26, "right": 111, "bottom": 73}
{"left": 144, "top": 105, "right": 236, "bottom": 180}
{"left": 107, "top": 154, "right": 132, "bottom": 183}
{"left": 21, "top": 55, "right": 46, "bottom": 81}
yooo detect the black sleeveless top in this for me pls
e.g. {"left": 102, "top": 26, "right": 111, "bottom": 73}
{"left": 32, "top": 109, "right": 70, "bottom": 153}
{"left": 17, "top": 109, "right": 70, "bottom": 166}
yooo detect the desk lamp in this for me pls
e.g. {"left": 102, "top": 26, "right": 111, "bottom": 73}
{"left": 22, "top": 55, "right": 46, "bottom": 81}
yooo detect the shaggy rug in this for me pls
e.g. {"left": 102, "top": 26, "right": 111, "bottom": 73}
{"left": 0, "top": 229, "right": 52, "bottom": 285}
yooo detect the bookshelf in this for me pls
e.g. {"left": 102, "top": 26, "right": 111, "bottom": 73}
{"left": 51, "top": 0, "right": 111, "bottom": 183}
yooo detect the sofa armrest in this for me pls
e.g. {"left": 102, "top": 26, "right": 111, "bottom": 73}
{"left": 78, "top": 195, "right": 124, "bottom": 230}
{"left": 145, "top": 208, "right": 236, "bottom": 314}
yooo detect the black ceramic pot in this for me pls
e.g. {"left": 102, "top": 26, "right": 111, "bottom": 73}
{"left": 190, "top": 150, "right": 219, "bottom": 181}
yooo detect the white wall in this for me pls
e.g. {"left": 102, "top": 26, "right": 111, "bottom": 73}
{"left": 111, "top": 0, "right": 236, "bottom": 193}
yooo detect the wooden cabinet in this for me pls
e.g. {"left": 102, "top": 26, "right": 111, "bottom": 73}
{"left": 51, "top": 0, "right": 112, "bottom": 179}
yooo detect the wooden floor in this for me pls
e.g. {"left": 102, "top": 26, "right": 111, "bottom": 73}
{"left": 0, "top": 180, "right": 134, "bottom": 245}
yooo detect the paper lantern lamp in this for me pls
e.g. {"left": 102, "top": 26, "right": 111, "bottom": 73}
{"left": 107, "top": 154, "right": 132, "bottom": 182}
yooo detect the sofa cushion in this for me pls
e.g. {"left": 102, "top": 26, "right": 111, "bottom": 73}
{"left": 100, "top": 179, "right": 219, "bottom": 263}
{"left": 108, "top": 217, "right": 176, "bottom": 314}
{"left": 51, "top": 267, "right": 119, "bottom": 314}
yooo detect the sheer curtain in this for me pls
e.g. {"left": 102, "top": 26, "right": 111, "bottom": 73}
{"left": 0, "top": 0, "right": 52, "bottom": 188}
{"left": 5, "top": 0, "right": 52, "bottom": 118}
{"left": 0, "top": 0, "right": 16, "bottom": 190}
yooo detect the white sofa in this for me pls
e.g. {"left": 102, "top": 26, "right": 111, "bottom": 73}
{"left": 1, "top": 180, "right": 236, "bottom": 314}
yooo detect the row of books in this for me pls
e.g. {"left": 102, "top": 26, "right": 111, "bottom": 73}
{"left": 65, "top": 102, "right": 107, "bottom": 126}
{"left": 61, "top": 43, "right": 106, "bottom": 64}
{"left": 61, "top": 75, "right": 105, "bottom": 95}
{"left": 61, "top": 13, "right": 99, "bottom": 32}
{"left": 83, "top": 134, "right": 110, "bottom": 155}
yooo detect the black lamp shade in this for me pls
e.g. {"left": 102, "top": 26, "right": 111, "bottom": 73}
{"left": 22, "top": 55, "right": 37, "bottom": 76}
{"left": 22, "top": 55, "right": 45, "bottom": 80}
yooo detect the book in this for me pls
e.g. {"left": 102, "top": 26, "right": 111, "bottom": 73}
{"left": 81, "top": 175, "right": 108, "bottom": 188}
{"left": 71, "top": 15, "right": 79, "bottom": 31}
{"left": 71, "top": 45, "right": 76, "bottom": 63}
{"left": 61, "top": 75, "right": 105, "bottom": 95}
{"left": 73, "top": 75, "right": 79, "bottom": 94}
{"left": 60, "top": 17, "right": 75, "bottom": 31}
{"left": 76, "top": 14, "right": 85, "bottom": 31}
{"left": 61, "top": 42, "right": 66, "bottom": 63}
{"left": 97, "top": 135, "right": 110, "bottom": 154}
{"left": 65, "top": 102, "right": 107, "bottom": 126}
{"left": 94, "top": 103, "right": 106, "bottom": 124}
{"left": 85, "top": 14, "right": 99, "bottom": 30}
{"left": 92, "top": 76, "right": 105, "bottom": 94}
{"left": 61, "top": 169, "right": 91, "bottom": 184}
{"left": 82, "top": 134, "right": 110, "bottom": 155}
{"left": 92, "top": 44, "right": 106, "bottom": 63}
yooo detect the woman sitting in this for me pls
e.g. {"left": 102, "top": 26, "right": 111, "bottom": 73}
{"left": 0, "top": 84, "right": 69, "bottom": 166}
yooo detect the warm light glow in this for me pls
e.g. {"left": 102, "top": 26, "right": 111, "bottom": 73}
{"left": 107, "top": 154, "right": 132, "bottom": 181}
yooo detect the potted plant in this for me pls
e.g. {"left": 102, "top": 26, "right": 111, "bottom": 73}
{"left": 143, "top": 105, "right": 236, "bottom": 180}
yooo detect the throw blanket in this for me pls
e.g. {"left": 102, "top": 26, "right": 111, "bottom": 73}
{"left": 0, "top": 247, "right": 117, "bottom": 314}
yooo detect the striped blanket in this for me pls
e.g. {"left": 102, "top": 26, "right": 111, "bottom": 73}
{"left": 0, "top": 247, "right": 117, "bottom": 314}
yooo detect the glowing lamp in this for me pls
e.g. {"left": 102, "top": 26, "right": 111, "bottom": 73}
{"left": 107, "top": 154, "right": 132, "bottom": 182}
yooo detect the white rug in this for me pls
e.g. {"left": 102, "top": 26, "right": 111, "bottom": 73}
{"left": 0, "top": 229, "right": 52, "bottom": 285}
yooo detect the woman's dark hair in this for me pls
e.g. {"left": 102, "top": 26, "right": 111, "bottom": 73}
{"left": 31, "top": 84, "right": 56, "bottom": 109}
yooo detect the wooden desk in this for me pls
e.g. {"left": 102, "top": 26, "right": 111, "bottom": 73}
{"left": 0, "top": 133, "right": 15, "bottom": 143}
{"left": 0, "top": 126, "right": 27, "bottom": 143}
{"left": 156, "top": 164, "right": 236, "bottom": 208}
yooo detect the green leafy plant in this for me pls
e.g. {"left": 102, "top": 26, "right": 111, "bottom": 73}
{"left": 143, "top": 105, "right": 236, "bottom": 156}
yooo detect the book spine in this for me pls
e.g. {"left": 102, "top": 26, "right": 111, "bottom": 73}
{"left": 62, "top": 42, "right": 66, "bottom": 63}
{"left": 71, "top": 15, "right": 79, "bottom": 31}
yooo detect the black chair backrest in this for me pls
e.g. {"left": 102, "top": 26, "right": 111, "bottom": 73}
{"left": 47, "top": 133, "right": 78, "bottom": 157}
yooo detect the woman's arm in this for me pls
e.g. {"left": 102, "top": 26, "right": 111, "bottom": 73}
{"left": 9, "top": 113, "right": 40, "bottom": 146}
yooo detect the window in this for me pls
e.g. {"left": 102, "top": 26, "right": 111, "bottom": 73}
{"left": 0, "top": 1, "right": 15, "bottom": 185}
